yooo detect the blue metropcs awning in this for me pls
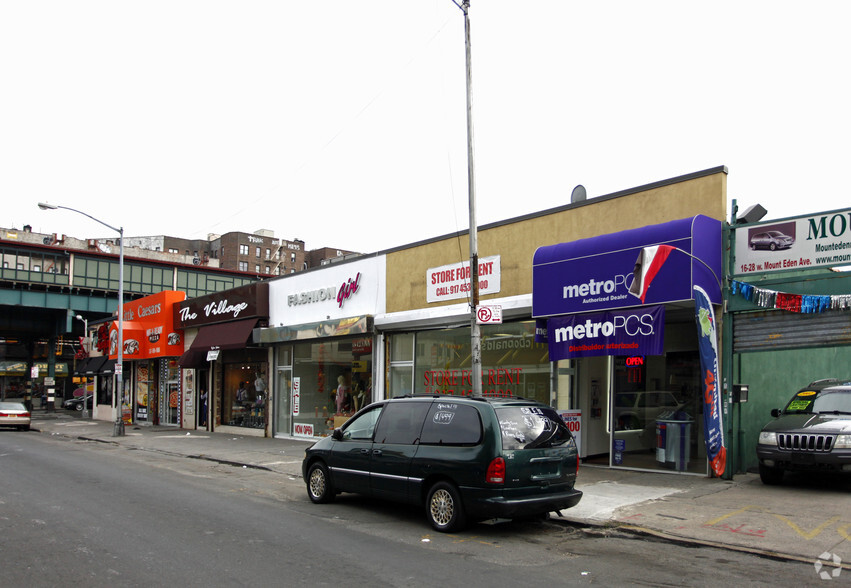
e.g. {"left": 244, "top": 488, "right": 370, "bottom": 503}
{"left": 533, "top": 215, "right": 722, "bottom": 318}
{"left": 532, "top": 215, "right": 722, "bottom": 360}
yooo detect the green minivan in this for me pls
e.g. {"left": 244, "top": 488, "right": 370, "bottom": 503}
{"left": 302, "top": 394, "right": 582, "bottom": 532}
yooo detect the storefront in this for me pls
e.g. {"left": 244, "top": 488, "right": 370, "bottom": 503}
{"left": 108, "top": 290, "right": 186, "bottom": 426}
{"left": 725, "top": 204, "right": 851, "bottom": 474}
{"left": 532, "top": 216, "right": 724, "bottom": 475}
{"left": 1, "top": 360, "right": 69, "bottom": 406}
{"left": 176, "top": 282, "right": 270, "bottom": 435}
{"left": 254, "top": 255, "right": 386, "bottom": 439}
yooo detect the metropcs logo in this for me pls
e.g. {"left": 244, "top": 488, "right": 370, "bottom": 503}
{"left": 552, "top": 311, "right": 655, "bottom": 343}
{"left": 563, "top": 274, "right": 633, "bottom": 302}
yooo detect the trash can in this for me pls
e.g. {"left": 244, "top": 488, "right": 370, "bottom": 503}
{"left": 655, "top": 412, "right": 692, "bottom": 471}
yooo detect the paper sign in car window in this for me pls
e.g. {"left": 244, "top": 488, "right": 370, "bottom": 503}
{"left": 787, "top": 400, "right": 812, "bottom": 411}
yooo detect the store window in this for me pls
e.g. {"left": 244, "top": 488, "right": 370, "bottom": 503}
{"left": 135, "top": 360, "right": 155, "bottom": 423}
{"left": 388, "top": 333, "right": 414, "bottom": 397}
{"left": 97, "top": 373, "right": 113, "bottom": 405}
{"left": 390, "top": 321, "right": 551, "bottom": 404}
{"left": 222, "top": 358, "right": 268, "bottom": 429}
{"left": 287, "top": 336, "right": 373, "bottom": 437}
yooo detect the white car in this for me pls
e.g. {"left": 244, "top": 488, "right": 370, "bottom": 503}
{"left": 0, "top": 402, "right": 31, "bottom": 431}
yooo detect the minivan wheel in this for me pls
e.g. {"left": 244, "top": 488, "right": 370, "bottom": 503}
{"left": 306, "top": 462, "right": 335, "bottom": 503}
{"left": 426, "top": 481, "right": 466, "bottom": 533}
{"left": 758, "top": 463, "right": 784, "bottom": 485}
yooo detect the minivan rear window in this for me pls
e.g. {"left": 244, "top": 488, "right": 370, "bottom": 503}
{"left": 419, "top": 402, "right": 482, "bottom": 446}
{"left": 496, "top": 406, "right": 573, "bottom": 450}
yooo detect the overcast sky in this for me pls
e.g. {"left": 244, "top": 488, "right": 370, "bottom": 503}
{"left": 3, "top": 1, "right": 850, "bottom": 255}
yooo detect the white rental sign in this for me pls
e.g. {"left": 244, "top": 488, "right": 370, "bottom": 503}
{"left": 426, "top": 255, "right": 501, "bottom": 303}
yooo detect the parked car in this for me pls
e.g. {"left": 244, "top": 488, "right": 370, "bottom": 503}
{"left": 0, "top": 402, "right": 31, "bottom": 431}
{"left": 756, "top": 379, "right": 851, "bottom": 484}
{"left": 613, "top": 391, "right": 683, "bottom": 431}
{"left": 302, "top": 394, "right": 582, "bottom": 532}
{"left": 749, "top": 230, "right": 795, "bottom": 251}
{"left": 62, "top": 395, "right": 93, "bottom": 411}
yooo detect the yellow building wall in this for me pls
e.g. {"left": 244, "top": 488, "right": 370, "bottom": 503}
{"left": 386, "top": 168, "right": 727, "bottom": 313}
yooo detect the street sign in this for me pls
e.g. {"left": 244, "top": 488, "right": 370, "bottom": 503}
{"left": 476, "top": 305, "right": 502, "bottom": 325}
{"left": 206, "top": 350, "right": 220, "bottom": 361}
{"left": 43, "top": 377, "right": 55, "bottom": 386}
{"left": 115, "top": 363, "right": 123, "bottom": 376}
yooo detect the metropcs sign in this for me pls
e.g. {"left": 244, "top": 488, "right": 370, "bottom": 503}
{"left": 545, "top": 306, "right": 666, "bottom": 361}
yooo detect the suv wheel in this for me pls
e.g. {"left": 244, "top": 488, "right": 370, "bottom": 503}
{"left": 426, "top": 481, "right": 466, "bottom": 533}
{"left": 758, "top": 463, "right": 784, "bottom": 485}
{"left": 306, "top": 462, "right": 335, "bottom": 503}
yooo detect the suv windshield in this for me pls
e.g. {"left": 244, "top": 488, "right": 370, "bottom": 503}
{"left": 783, "top": 388, "right": 851, "bottom": 414}
{"left": 812, "top": 389, "right": 851, "bottom": 414}
{"left": 496, "top": 406, "right": 573, "bottom": 450}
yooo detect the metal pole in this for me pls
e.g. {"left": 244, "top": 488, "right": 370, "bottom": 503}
{"left": 114, "top": 228, "right": 125, "bottom": 436}
{"left": 76, "top": 315, "right": 89, "bottom": 418}
{"left": 460, "top": 0, "right": 482, "bottom": 397}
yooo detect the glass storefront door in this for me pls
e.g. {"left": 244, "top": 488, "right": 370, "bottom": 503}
{"left": 159, "top": 359, "right": 180, "bottom": 426}
{"left": 610, "top": 352, "right": 705, "bottom": 474}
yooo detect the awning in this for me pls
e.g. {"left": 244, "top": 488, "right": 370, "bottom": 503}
{"left": 177, "top": 349, "right": 207, "bottom": 369}
{"left": 191, "top": 319, "right": 258, "bottom": 351}
{"left": 0, "top": 361, "right": 68, "bottom": 377}
{"left": 0, "top": 360, "right": 28, "bottom": 376}
{"left": 99, "top": 359, "right": 117, "bottom": 375}
{"left": 84, "top": 356, "right": 107, "bottom": 376}
{"left": 178, "top": 319, "right": 258, "bottom": 369}
{"left": 532, "top": 215, "right": 722, "bottom": 317}
{"left": 255, "top": 316, "right": 372, "bottom": 343}
{"left": 74, "top": 359, "right": 91, "bottom": 376}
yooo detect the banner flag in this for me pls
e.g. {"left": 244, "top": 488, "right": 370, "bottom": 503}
{"left": 694, "top": 285, "right": 726, "bottom": 476}
{"left": 629, "top": 244, "right": 675, "bottom": 303}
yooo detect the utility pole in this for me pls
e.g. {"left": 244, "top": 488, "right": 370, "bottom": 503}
{"left": 455, "top": 0, "right": 482, "bottom": 397}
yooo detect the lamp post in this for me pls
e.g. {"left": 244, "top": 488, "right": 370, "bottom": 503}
{"left": 75, "top": 314, "right": 90, "bottom": 419}
{"left": 38, "top": 202, "right": 125, "bottom": 436}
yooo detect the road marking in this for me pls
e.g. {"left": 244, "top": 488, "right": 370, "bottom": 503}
{"left": 771, "top": 514, "right": 840, "bottom": 540}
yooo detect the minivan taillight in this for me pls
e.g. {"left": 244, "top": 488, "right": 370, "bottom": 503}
{"left": 486, "top": 457, "right": 505, "bottom": 484}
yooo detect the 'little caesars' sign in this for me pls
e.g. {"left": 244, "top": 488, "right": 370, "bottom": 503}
{"left": 426, "top": 256, "right": 501, "bottom": 303}
{"left": 735, "top": 208, "right": 851, "bottom": 275}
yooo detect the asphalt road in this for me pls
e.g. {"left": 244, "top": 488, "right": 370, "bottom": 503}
{"left": 0, "top": 430, "right": 825, "bottom": 587}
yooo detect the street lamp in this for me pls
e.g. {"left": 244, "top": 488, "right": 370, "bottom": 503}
{"left": 75, "top": 314, "right": 90, "bottom": 419}
{"left": 38, "top": 202, "right": 125, "bottom": 436}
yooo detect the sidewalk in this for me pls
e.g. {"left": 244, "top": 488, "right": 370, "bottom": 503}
{"left": 31, "top": 413, "right": 851, "bottom": 569}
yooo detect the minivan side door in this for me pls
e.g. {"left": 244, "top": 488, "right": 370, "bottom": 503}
{"left": 329, "top": 404, "right": 383, "bottom": 495}
{"left": 369, "top": 400, "right": 431, "bottom": 503}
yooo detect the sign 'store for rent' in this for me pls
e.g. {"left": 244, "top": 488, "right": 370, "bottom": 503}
{"left": 426, "top": 255, "right": 501, "bottom": 303}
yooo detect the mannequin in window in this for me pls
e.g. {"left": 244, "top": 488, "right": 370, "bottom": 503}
{"left": 236, "top": 381, "right": 248, "bottom": 404}
{"left": 336, "top": 375, "right": 350, "bottom": 415}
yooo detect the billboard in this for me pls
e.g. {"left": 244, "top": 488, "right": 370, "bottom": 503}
{"left": 734, "top": 208, "right": 851, "bottom": 275}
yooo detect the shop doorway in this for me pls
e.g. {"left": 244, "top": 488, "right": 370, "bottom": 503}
{"left": 577, "top": 351, "right": 706, "bottom": 474}
{"left": 197, "top": 368, "right": 209, "bottom": 429}
{"left": 159, "top": 359, "right": 180, "bottom": 426}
